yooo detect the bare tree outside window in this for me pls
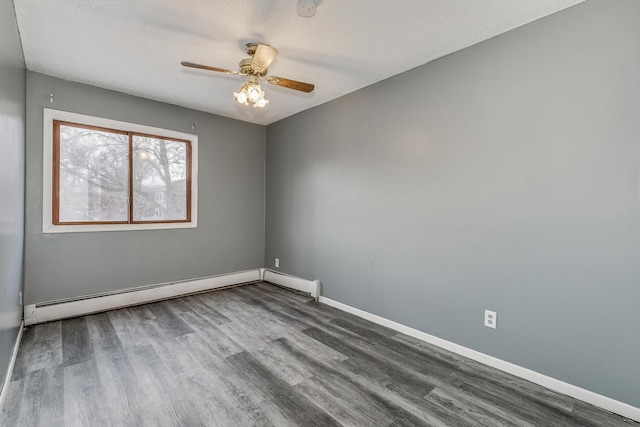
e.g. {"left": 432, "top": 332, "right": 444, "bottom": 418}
{"left": 54, "top": 121, "right": 191, "bottom": 225}
{"left": 133, "top": 135, "right": 188, "bottom": 221}
{"left": 58, "top": 125, "right": 129, "bottom": 222}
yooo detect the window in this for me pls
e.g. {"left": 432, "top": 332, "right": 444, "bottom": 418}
{"left": 54, "top": 122, "right": 190, "bottom": 224}
{"left": 44, "top": 109, "right": 198, "bottom": 233}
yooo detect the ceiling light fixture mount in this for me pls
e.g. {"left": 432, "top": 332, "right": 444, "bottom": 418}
{"left": 296, "top": 0, "right": 317, "bottom": 18}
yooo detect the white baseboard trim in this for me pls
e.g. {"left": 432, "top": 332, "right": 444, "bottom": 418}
{"left": 0, "top": 321, "right": 24, "bottom": 414}
{"left": 24, "top": 269, "right": 261, "bottom": 325}
{"left": 263, "top": 269, "right": 321, "bottom": 299}
{"left": 319, "top": 296, "right": 640, "bottom": 423}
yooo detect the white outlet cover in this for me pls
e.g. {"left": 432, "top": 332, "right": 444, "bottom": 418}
{"left": 484, "top": 310, "right": 497, "bottom": 329}
{"left": 275, "top": 258, "right": 280, "bottom": 268}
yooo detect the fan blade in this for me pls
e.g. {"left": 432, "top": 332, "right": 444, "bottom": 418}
{"left": 266, "top": 76, "right": 315, "bottom": 93}
{"left": 181, "top": 61, "right": 239, "bottom": 75}
{"left": 252, "top": 44, "right": 278, "bottom": 72}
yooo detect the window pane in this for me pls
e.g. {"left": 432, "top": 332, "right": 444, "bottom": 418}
{"left": 132, "top": 136, "right": 188, "bottom": 221}
{"left": 58, "top": 125, "right": 129, "bottom": 222}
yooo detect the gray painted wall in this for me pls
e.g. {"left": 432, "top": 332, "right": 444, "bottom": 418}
{"left": 266, "top": 0, "right": 640, "bottom": 407}
{"left": 25, "top": 72, "right": 265, "bottom": 304}
{"left": 0, "top": 1, "right": 26, "bottom": 388}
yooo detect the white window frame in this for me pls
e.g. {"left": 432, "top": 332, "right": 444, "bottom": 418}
{"left": 43, "top": 108, "right": 198, "bottom": 233}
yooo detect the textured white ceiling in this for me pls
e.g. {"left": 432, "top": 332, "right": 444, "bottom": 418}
{"left": 14, "top": 0, "right": 584, "bottom": 125}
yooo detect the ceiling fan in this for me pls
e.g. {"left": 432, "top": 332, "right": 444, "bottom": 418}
{"left": 181, "top": 43, "right": 315, "bottom": 108}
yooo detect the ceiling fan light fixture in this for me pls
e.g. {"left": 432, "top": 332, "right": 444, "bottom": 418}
{"left": 247, "top": 83, "right": 263, "bottom": 103}
{"left": 182, "top": 42, "right": 314, "bottom": 109}
{"left": 254, "top": 98, "right": 269, "bottom": 108}
{"left": 234, "top": 83, "right": 249, "bottom": 105}
{"left": 234, "top": 92, "right": 248, "bottom": 105}
{"left": 235, "top": 81, "right": 268, "bottom": 108}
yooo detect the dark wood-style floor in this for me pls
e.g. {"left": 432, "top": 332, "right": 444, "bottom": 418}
{"left": 1, "top": 282, "right": 636, "bottom": 426}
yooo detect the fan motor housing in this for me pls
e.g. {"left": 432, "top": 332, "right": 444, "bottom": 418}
{"left": 244, "top": 43, "right": 259, "bottom": 55}
{"left": 240, "top": 43, "right": 271, "bottom": 75}
{"left": 239, "top": 58, "right": 267, "bottom": 76}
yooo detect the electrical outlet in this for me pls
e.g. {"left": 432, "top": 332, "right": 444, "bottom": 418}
{"left": 484, "top": 310, "right": 497, "bottom": 329}
{"left": 19, "top": 291, "right": 23, "bottom": 306}
{"left": 275, "top": 258, "right": 280, "bottom": 268}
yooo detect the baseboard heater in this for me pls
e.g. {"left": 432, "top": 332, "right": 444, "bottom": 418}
{"left": 261, "top": 268, "right": 322, "bottom": 300}
{"left": 24, "top": 269, "right": 261, "bottom": 325}
{"left": 24, "top": 269, "right": 322, "bottom": 326}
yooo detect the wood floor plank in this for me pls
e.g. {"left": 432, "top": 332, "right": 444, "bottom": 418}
{"left": 107, "top": 307, "right": 153, "bottom": 349}
{"left": 175, "top": 309, "right": 243, "bottom": 357}
{"left": 85, "top": 312, "right": 125, "bottom": 357}
{"left": 286, "top": 329, "right": 351, "bottom": 364}
{"left": 217, "top": 294, "right": 298, "bottom": 341}
{"left": 391, "top": 331, "right": 483, "bottom": 367}
{"left": 3, "top": 282, "right": 637, "bottom": 426}
{"left": 423, "top": 385, "right": 535, "bottom": 427}
{"left": 63, "top": 359, "right": 110, "bottom": 427}
{"left": 270, "top": 333, "right": 349, "bottom": 375}
{"left": 0, "top": 377, "right": 24, "bottom": 426}
{"left": 180, "top": 294, "right": 232, "bottom": 325}
{"left": 215, "top": 317, "right": 279, "bottom": 351}
{"left": 277, "top": 335, "right": 414, "bottom": 426}
{"left": 272, "top": 334, "right": 441, "bottom": 426}
{"left": 253, "top": 339, "right": 315, "bottom": 386}
{"left": 248, "top": 284, "right": 341, "bottom": 327}
{"left": 229, "top": 288, "right": 315, "bottom": 331}
{"left": 198, "top": 288, "right": 260, "bottom": 322}
{"left": 174, "top": 332, "right": 276, "bottom": 426}
{"left": 134, "top": 304, "right": 158, "bottom": 321}
{"left": 302, "top": 325, "right": 451, "bottom": 390}
{"left": 87, "top": 314, "right": 146, "bottom": 427}
{"left": 294, "top": 372, "right": 396, "bottom": 426}
{"left": 329, "top": 316, "right": 460, "bottom": 376}
{"left": 174, "top": 371, "right": 239, "bottom": 426}
{"left": 335, "top": 356, "right": 456, "bottom": 425}
{"left": 454, "top": 356, "right": 576, "bottom": 414}
{"left": 226, "top": 351, "right": 343, "bottom": 426}
{"left": 125, "top": 344, "right": 183, "bottom": 425}
{"left": 146, "top": 300, "right": 195, "bottom": 337}
{"left": 394, "top": 330, "right": 579, "bottom": 418}
{"left": 129, "top": 307, "right": 200, "bottom": 377}
{"left": 61, "top": 317, "right": 93, "bottom": 367}
{"left": 130, "top": 343, "right": 206, "bottom": 425}
{"left": 446, "top": 370, "right": 582, "bottom": 426}
{"left": 17, "top": 365, "right": 65, "bottom": 427}
{"left": 571, "top": 400, "right": 639, "bottom": 426}
{"left": 27, "top": 321, "right": 63, "bottom": 372}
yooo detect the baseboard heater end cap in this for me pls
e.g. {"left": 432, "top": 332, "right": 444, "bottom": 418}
{"left": 311, "top": 280, "right": 321, "bottom": 300}
{"left": 24, "top": 304, "right": 37, "bottom": 326}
